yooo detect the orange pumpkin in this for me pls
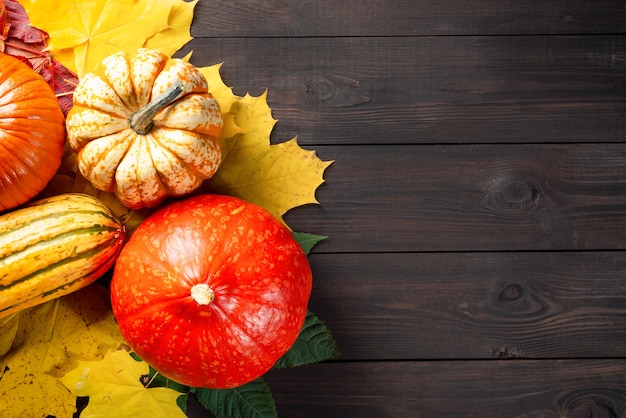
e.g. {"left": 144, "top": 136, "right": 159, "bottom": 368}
{"left": 0, "top": 52, "right": 65, "bottom": 211}
{"left": 111, "top": 194, "right": 312, "bottom": 388}
{"left": 66, "top": 49, "right": 223, "bottom": 210}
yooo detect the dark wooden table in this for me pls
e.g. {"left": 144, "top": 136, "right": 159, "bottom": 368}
{"left": 186, "top": 2, "right": 626, "bottom": 417}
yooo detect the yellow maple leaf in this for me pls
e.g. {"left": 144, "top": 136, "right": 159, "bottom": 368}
{"left": 0, "top": 313, "right": 18, "bottom": 357}
{"left": 201, "top": 90, "right": 333, "bottom": 225}
{"left": 0, "top": 313, "right": 19, "bottom": 378}
{"left": 200, "top": 63, "right": 240, "bottom": 114}
{"left": 145, "top": 0, "right": 197, "bottom": 57}
{"left": 62, "top": 349, "right": 187, "bottom": 418}
{"left": 0, "top": 285, "right": 125, "bottom": 418}
{"left": 20, "top": 0, "right": 195, "bottom": 76}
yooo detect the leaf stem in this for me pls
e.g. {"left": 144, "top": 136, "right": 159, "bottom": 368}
{"left": 130, "top": 80, "right": 184, "bottom": 135}
{"left": 2, "top": 40, "right": 48, "bottom": 57}
{"left": 144, "top": 370, "right": 160, "bottom": 388}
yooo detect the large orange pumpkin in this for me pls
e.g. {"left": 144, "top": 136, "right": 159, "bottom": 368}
{"left": 0, "top": 52, "right": 65, "bottom": 211}
{"left": 66, "top": 49, "right": 223, "bottom": 210}
{"left": 110, "top": 194, "right": 312, "bottom": 388}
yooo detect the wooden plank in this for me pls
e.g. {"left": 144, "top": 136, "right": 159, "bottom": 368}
{"left": 261, "top": 360, "right": 626, "bottom": 418}
{"left": 185, "top": 36, "right": 626, "bottom": 145}
{"left": 306, "top": 252, "right": 626, "bottom": 360}
{"left": 191, "top": 0, "right": 626, "bottom": 37}
{"left": 277, "top": 144, "right": 626, "bottom": 253}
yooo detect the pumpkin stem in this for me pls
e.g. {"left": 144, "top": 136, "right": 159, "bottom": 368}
{"left": 190, "top": 283, "right": 215, "bottom": 306}
{"left": 130, "top": 80, "right": 185, "bottom": 135}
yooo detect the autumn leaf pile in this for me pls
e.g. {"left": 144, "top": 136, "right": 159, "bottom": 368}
{"left": 0, "top": 1, "right": 337, "bottom": 417}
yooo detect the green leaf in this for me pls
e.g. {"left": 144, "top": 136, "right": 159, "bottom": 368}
{"left": 292, "top": 232, "right": 327, "bottom": 254}
{"left": 190, "top": 378, "right": 277, "bottom": 418}
{"left": 274, "top": 310, "right": 341, "bottom": 369}
{"left": 176, "top": 394, "right": 188, "bottom": 414}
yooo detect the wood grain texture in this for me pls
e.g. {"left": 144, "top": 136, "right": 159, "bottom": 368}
{"left": 184, "top": 36, "right": 626, "bottom": 145}
{"left": 262, "top": 360, "right": 626, "bottom": 418}
{"left": 191, "top": 1, "right": 626, "bottom": 37}
{"left": 281, "top": 144, "right": 626, "bottom": 253}
{"left": 306, "top": 252, "right": 626, "bottom": 360}
{"left": 184, "top": 1, "right": 626, "bottom": 417}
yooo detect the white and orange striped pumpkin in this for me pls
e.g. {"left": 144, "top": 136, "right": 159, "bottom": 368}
{"left": 66, "top": 49, "right": 223, "bottom": 209}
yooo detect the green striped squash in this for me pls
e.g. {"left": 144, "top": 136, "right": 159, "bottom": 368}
{"left": 0, "top": 193, "right": 126, "bottom": 319}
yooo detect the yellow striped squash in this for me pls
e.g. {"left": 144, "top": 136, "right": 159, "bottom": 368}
{"left": 0, "top": 193, "right": 125, "bottom": 318}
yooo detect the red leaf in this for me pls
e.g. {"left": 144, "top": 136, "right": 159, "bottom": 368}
{"left": 36, "top": 57, "right": 78, "bottom": 115}
{"left": 4, "top": 0, "right": 46, "bottom": 43}
{"left": 0, "top": 2, "right": 11, "bottom": 40}
{"left": 0, "top": 0, "right": 77, "bottom": 114}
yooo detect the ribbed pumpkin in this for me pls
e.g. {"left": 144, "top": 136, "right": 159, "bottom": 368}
{"left": 66, "top": 48, "right": 223, "bottom": 210}
{"left": 0, "top": 52, "right": 65, "bottom": 211}
{"left": 0, "top": 193, "right": 126, "bottom": 319}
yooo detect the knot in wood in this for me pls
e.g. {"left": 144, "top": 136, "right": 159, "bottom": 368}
{"left": 497, "top": 283, "right": 525, "bottom": 306}
{"left": 498, "top": 180, "right": 537, "bottom": 206}
{"left": 563, "top": 392, "right": 621, "bottom": 418}
{"left": 571, "top": 404, "right": 615, "bottom": 418}
{"left": 302, "top": 73, "right": 370, "bottom": 106}
{"left": 488, "top": 281, "right": 554, "bottom": 318}
{"left": 304, "top": 74, "right": 336, "bottom": 101}
{"left": 484, "top": 176, "right": 542, "bottom": 214}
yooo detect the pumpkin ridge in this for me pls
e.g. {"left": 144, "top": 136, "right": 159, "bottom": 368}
{"left": 0, "top": 125, "right": 63, "bottom": 151}
{"left": 127, "top": 49, "right": 169, "bottom": 106}
{"left": 134, "top": 134, "right": 168, "bottom": 202}
{"left": 78, "top": 131, "right": 135, "bottom": 192}
{"left": 151, "top": 124, "right": 222, "bottom": 144}
{"left": 72, "top": 71, "right": 135, "bottom": 116}
{"left": 146, "top": 132, "right": 208, "bottom": 182}
{"left": 0, "top": 142, "right": 45, "bottom": 186}
{"left": 0, "top": 72, "right": 45, "bottom": 97}
{"left": 112, "top": 291, "right": 198, "bottom": 325}
{"left": 0, "top": 83, "right": 55, "bottom": 110}
{"left": 206, "top": 315, "right": 272, "bottom": 356}
{"left": 198, "top": 303, "right": 281, "bottom": 384}
{"left": 1, "top": 111, "right": 65, "bottom": 126}
{"left": 70, "top": 106, "right": 130, "bottom": 122}
{"left": 1, "top": 137, "right": 61, "bottom": 168}
{"left": 143, "top": 133, "right": 212, "bottom": 197}
{"left": 0, "top": 125, "right": 65, "bottom": 140}
{"left": 0, "top": 131, "right": 62, "bottom": 157}
{"left": 102, "top": 75, "right": 140, "bottom": 114}
{"left": 69, "top": 104, "right": 131, "bottom": 121}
